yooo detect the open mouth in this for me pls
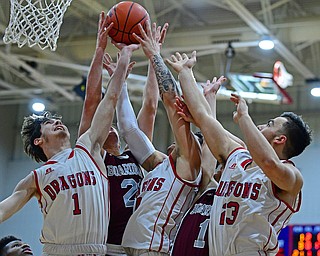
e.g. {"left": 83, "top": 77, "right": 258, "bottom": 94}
{"left": 22, "top": 248, "right": 33, "bottom": 255}
{"left": 54, "top": 126, "right": 64, "bottom": 131}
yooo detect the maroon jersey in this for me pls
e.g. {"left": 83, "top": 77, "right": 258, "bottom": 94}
{"left": 104, "top": 150, "right": 144, "bottom": 245}
{"left": 171, "top": 187, "right": 215, "bottom": 256}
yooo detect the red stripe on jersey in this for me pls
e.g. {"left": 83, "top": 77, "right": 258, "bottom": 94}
{"left": 75, "top": 144, "right": 108, "bottom": 180}
{"left": 271, "top": 207, "right": 288, "bottom": 227}
{"left": 267, "top": 200, "right": 281, "bottom": 226}
{"left": 294, "top": 191, "right": 302, "bottom": 211}
{"left": 149, "top": 176, "right": 178, "bottom": 251}
{"left": 33, "top": 170, "right": 43, "bottom": 210}
{"left": 267, "top": 235, "right": 279, "bottom": 252}
{"left": 158, "top": 182, "right": 186, "bottom": 252}
{"left": 271, "top": 182, "right": 301, "bottom": 212}
{"left": 101, "top": 172, "right": 110, "bottom": 243}
{"left": 68, "top": 150, "right": 75, "bottom": 159}
{"left": 241, "top": 158, "right": 253, "bottom": 169}
{"left": 276, "top": 212, "right": 293, "bottom": 236}
{"left": 269, "top": 199, "right": 281, "bottom": 212}
{"left": 168, "top": 187, "right": 194, "bottom": 240}
{"left": 43, "top": 160, "right": 58, "bottom": 166}
{"left": 263, "top": 226, "right": 273, "bottom": 250}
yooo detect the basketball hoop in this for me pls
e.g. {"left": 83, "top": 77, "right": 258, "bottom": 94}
{"left": 3, "top": 0, "right": 73, "bottom": 51}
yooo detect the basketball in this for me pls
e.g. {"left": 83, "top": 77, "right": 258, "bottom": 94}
{"left": 106, "top": 1, "right": 150, "bottom": 45}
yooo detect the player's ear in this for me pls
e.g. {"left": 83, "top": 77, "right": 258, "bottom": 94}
{"left": 274, "top": 134, "right": 287, "bottom": 145}
{"left": 34, "top": 137, "right": 43, "bottom": 146}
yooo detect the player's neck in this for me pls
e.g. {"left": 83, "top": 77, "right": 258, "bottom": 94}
{"left": 43, "top": 139, "right": 71, "bottom": 160}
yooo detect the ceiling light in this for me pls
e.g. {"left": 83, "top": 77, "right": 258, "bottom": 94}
{"left": 31, "top": 100, "right": 46, "bottom": 112}
{"left": 259, "top": 36, "right": 274, "bottom": 50}
{"left": 311, "top": 87, "right": 320, "bottom": 97}
{"left": 307, "top": 79, "right": 320, "bottom": 97}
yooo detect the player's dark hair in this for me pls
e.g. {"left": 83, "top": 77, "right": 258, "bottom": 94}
{"left": 194, "top": 131, "right": 204, "bottom": 146}
{"left": 0, "top": 235, "right": 20, "bottom": 255}
{"left": 280, "top": 112, "right": 312, "bottom": 159}
{"left": 21, "top": 111, "right": 61, "bottom": 163}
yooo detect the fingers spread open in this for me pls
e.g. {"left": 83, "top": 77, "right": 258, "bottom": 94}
{"left": 175, "top": 52, "right": 183, "bottom": 61}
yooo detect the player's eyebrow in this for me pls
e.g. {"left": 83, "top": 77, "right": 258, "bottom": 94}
{"left": 267, "top": 119, "right": 274, "bottom": 126}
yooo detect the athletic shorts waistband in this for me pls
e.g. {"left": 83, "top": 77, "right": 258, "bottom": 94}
{"left": 106, "top": 243, "right": 127, "bottom": 255}
{"left": 43, "top": 243, "right": 107, "bottom": 255}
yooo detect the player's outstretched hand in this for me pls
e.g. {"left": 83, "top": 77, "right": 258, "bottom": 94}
{"left": 119, "top": 43, "right": 140, "bottom": 58}
{"left": 230, "top": 93, "right": 249, "bottom": 124}
{"left": 157, "top": 23, "right": 169, "bottom": 48}
{"left": 133, "top": 21, "right": 165, "bottom": 58}
{"left": 103, "top": 52, "right": 135, "bottom": 78}
{"left": 111, "top": 40, "right": 140, "bottom": 52}
{"left": 174, "top": 96, "right": 195, "bottom": 124}
{"left": 201, "top": 76, "right": 226, "bottom": 97}
{"left": 166, "top": 51, "right": 197, "bottom": 74}
{"left": 97, "top": 11, "right": 113, "bottom": 50}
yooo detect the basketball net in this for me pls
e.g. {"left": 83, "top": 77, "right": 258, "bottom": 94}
{"left": 3, "top": 0, "right": 73, "bottom": 51}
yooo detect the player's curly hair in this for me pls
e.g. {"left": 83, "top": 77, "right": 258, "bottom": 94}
{"left": 21, "top": 111, "right": 62, "bottom": 163}
{"left": 0, "top": 235, "right": 20, "bottom": 255}
{"left": 280, "top": 112, "right": 312, "bottom": 159}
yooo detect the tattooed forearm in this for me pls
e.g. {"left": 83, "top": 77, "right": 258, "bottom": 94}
{"left": 152, "top": 54, "right": 178, "bottom": 100}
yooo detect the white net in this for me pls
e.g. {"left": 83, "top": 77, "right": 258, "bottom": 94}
{"left": 3, "top": 0, "right": 73, "bottom": 51}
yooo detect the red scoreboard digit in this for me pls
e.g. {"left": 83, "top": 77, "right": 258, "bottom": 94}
{"left": 277, "top": 225, "right": 320, "bottom": 256}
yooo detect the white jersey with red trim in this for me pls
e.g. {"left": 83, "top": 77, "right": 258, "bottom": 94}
{"left": 209, "top": 148, "right": 301, "bottom": 256}
{"left": 122, "top": 155, "right": 201, "bottom": 254}
{"left": 33, "top": 142, "right": 109, "bottom": 255}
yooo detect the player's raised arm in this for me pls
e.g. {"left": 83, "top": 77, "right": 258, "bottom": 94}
{"left": 231, "top": 94, "right": 306, "bottom": 196}
{"left": 116, "top": 78, "right": 164, "bottom": 172}
{"left": 167, "top": 52, "right": 240, "bottom": 166}
{"left": 134, "top": 21, "right": 201, "bottom": 181}
{"left": 198, "top": 77, "right": 223, "bottom": 186}
{"left": 202, "top": 77, "right": 246, "bottom": 148}
{"left": 78, "top": 11, "right": 113, "bottom": 137}
{"left": 137, "top": 23, "right": 169, "bottom": 141}
{"left": 79, "top": 44, "right": 139, "bottom": 158}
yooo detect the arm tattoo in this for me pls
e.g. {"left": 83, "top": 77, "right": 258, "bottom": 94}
{"left": 152, "top": 54, "right": 179, "bottom": 100}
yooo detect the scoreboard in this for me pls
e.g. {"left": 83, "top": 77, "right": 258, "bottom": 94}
{"left": 277, "top": 225, "right": 320, "bottom": 256}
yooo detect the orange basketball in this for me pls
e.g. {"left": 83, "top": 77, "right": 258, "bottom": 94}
{"left": 106, "top": 1, "right": 150, "bottom": 45}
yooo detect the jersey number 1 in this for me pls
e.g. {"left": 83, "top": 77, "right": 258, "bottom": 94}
{"left": 72, "top": 193, "right": 81, "bottom": 215}
{"left": 194, "top": 219, "right": 210, "bottom": 248}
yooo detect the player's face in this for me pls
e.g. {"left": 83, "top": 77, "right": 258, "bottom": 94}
{"left": 3, "top": 240, "right": 33, "bottom": 256}
{"left": 40, "top": 118, "right": 70, "bottom": 140}
{"left": 257, "top": 117, "right": 287, "bottom": 143}
{"left": 104, "top": 126, "right": 120, "bottom": 149}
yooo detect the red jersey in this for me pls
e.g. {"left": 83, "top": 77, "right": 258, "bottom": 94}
{"left": 171, "top": 186, "right": 215, "bottom": 256}
{"left": 104, "top": 150, "right": 144, "bottom": 246}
